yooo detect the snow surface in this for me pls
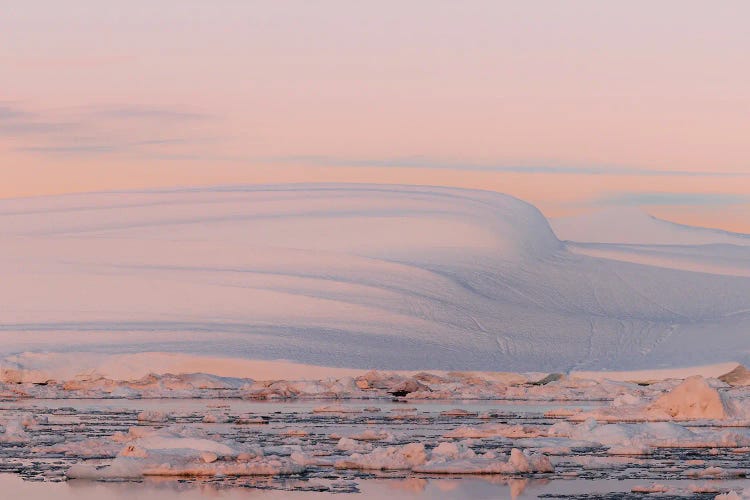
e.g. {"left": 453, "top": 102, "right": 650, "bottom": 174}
{"left": 2, "top": 184, "right": 750, "bottom": 373}
{"left": 552, "top": 207, "right": 750, "bottom": 247}
{"left": 552, "top": 207, "right": 750, "bottom": 277}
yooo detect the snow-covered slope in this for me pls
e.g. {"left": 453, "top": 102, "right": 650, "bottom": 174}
{"left": 2, "top": 184, "right": 750, "bottom": 373}
{"left": 551, "top": 207, "right": 750, "bottom": 246}
{"left": 551, "top": 208, "right": 750, "bottom": 277}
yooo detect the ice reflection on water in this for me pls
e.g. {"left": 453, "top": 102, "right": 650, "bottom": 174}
{"left": 3, "top": 474, "right": 750, "bottom": 499}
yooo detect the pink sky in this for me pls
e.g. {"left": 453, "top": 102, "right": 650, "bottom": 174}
{"left": 2, "top": 1, "right": 749, "bottom": 231}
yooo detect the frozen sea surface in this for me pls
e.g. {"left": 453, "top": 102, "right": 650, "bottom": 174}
{"left": 2, "top": 396, "right": 749, "bottom": 499}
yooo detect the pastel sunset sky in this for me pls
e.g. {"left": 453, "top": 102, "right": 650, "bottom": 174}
{"left": 2, "top": 1, "right": 749, "bottom": 231}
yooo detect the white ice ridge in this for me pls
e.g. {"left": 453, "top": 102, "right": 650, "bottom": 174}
{"left": 2, "top": 183, "right": 750, "bottom": 372}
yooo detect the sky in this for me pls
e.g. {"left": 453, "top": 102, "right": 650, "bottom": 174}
{"left": 2, "top": 1, "right": 749, "bottom": 231}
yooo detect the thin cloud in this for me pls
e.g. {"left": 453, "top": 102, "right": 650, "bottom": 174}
{"left": 0, "top": 103, "right": 79, "bottom": 135}
{"left": 0, "top": 104, "right": 33, "bottom": 120}
{"left": 91, "top": 106, "right": 209, "bottom": 121}
{"left": 4, "top": 102, "right": 213, "bottom": 156}
{"left": 596, "top": 192, "right": 750, "bottom": 207}
{"left": 16, "top": 138, "right": 195, "bottom": 155}
{"left": 18, "top": 145, "right": 115, "bottom": 154}
{"left": 0, "top": 121, "right": 80, "bottom": 135}
{"left": 268, "top": 155, "right": 748, "bottom": 178}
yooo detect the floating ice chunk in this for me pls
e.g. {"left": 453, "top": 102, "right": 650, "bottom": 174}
{"left": 202, "top": 413, "right": 230, "bottom": 423}
{"left": 513, "top": 437, "right": 600, "bottom": 452}
{"left": 607, "top": 444, "right": 653, "bottom": 455}
{"left": 571, "top": 376, "right": 750, "bottom": 422}
{"left": 66, "top": 429, "right": 299, "bottom": 480}
{"left": 68, "top": 455, "right": 304, "bottom": 478}
{"left": 688, "top": 466, "right": 725, "bottom": 477}
{"left": 281, "top": 428, "right": 309, "bottom": 437}
{"left": 336, "top": 437, "right": 372, "bottom": 453}
{"left": 242, "top": 378, "right": 362, "bottom": 400}
{"left": 111, "top": 426, "right": 155, "bottom": 442}
{"left": 612, "top": 393, "right": 645, "bottom": 407}
{"left": 148, "top": 457, "right": 305, "bottom": 476}
{"left": 719, "top": 365, "right": 750, "bottom": 387}
{"left": 440, "top": 409, "right": 479, "bottom": 417}
{"left": 348, "top": 429, "right": 393, "bottom": 442}
{"left": 544, "top": 408, "right": 582, "bottom": 417}
{"left": 715, "top": 492, "right": 747, "bottom": 500}
{"left": 333, "top": 441, "right": 552, "bottom": 475}
{"left": 571, "top": 420, "right": 697, "bottom": 448}
{"left": 415, "top": 448, "right": 553, "bottom": 474}
{"left": 136, "top": 411, "right": 169, "bottom": 423}
{"left": 312, "top": 404, "right": 361, "bottom": 414}
{"left": 690, "top": 483, "right": 723, "bottom": 495}
{"left": 67, "top": 459, "right": 144, "bottom": 479}
{"left": 0, "top": 416, "right": 34, "bottom": 443}
{"left": 235, "top": 415, "right": 269, "bottom": 425}
{"left": 430, "top": 441, "right": 475, "bottom": 460}
{"left": 33, "top": 437, "right": 122, "bottom": 457}
{"left": 631, "top": 484, "right": 670, "bottom": 493}
{"left": 547, "top": 421, "right": 575, "bottom": 437}
{"left": 445, "top": 423, "right": 543, "bottom": 439}
{"left": 335, "top": 443, "right": 427, "bottom": 470}
{"left": 557, "top": 417, "right": 750, "bottom": 450}
{"left": 531, "top": 373, "right": 565, "bottom": 386}
{"left": 648, "top": 376, "right": 731, "bottom": 420}
{"left": 0, "top": 426, "right": 28, "bottom": 443}
{"left": 126, "top": 435, "right": 236, "bottom": 456}
{"left": 120, "top": 444, "right": 149, "bottom": 458}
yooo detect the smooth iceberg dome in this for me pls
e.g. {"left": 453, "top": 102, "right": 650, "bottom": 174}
{"left": 1, "top": 183, "right": 750, "bottom": 373}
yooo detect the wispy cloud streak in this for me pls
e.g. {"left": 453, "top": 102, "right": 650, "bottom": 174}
{"left": 596, "top": 192, "right": 750, "bottom": 207}
{"left": 2, "top": 103, "right": 211, "bottom": 156}
{"left": 269, "top": 155, "right": 749, "bottom": 178}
